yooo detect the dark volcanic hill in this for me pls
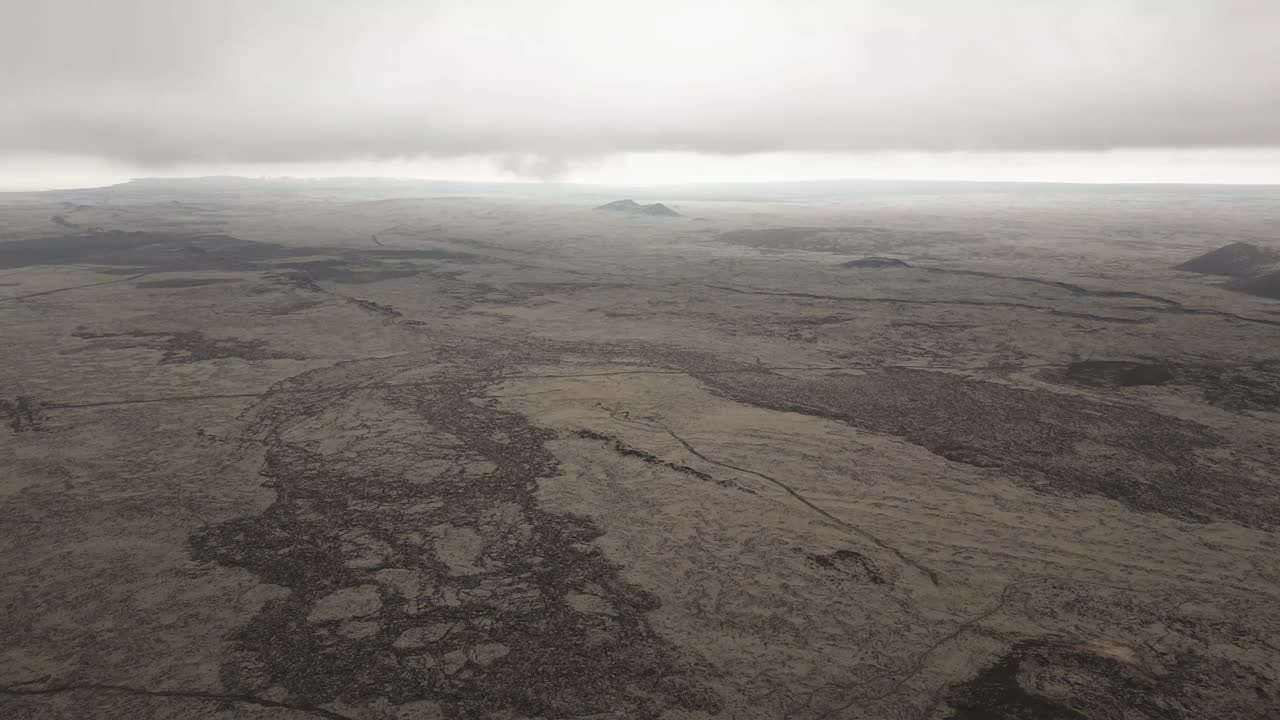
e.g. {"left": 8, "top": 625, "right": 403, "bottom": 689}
{"left": 595, "top": 199, "right": 681, "bottom": 217}
{"left": 595, "top": 199, "right": 641, "bottom": 212}
{"left": 1229, "top": 270, "right": 1280, "bottom": 300}
{"left": 638, "top": 202, "right": 679, "bottom": 217}
{"left": 1175, "top": 242, "right": 1280, "bottom": 276}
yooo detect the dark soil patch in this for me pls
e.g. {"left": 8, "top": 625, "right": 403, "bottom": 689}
{"left": 1053, "top": 360, "right": 1280, "bottom": 412}
{"left": 134, "top": 278, "right": 243, "bottom": 289}
{"left": 843, "top": 257, "right": 910, "bottom": 269}
{"left": 0, "top": 231, "right": 300, "bottom": 271}
{"left": 1191, "top": 362, "right": 1280, "bottom": 411}
{"left": 273, "top": 259, "right": 423, "bottom": 285}
{"left": 934, "top": 445, "right": 1004, "bottom": 468}
{"left": 1, "top": 396, "right": 44, "bottom": 433}
{"left": 351, "top": 249, "right": 480, "bottom": 262}
{"left": 693, "top": 368, "right": 1278, "bottom": 528}
{"left": 346, "top": 297, "right": 403, "bottom": 318}
{"left": 945, "top": 640, "right": 1276, "bottom": 720}
{"left": 1064, "top": 361, "right": 1174, "bottom": 387}
{"left": 808, "top": 550, "right": 884, "bottom": 584}
{"left": 0, "top": 233, "right": 482, "bottom": 283}
{"left": 269, "top": 270, "right": 323, "bottom": 292}
{"left": 72, "top": 329, "right": 303, "bottom": 364}
{"left": 720, "top": 226, "right": 976, "bottom": 254}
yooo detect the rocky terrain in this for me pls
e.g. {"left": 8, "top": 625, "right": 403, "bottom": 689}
{"left": 2, "top": 179, "right": 1278, "bottom": 719}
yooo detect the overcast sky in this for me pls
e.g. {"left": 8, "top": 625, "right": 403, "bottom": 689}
{"left": 2, "top": 0, "right": 1278, "bottom": 188}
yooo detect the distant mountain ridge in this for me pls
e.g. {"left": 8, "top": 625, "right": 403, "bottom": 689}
{"left": 594, "top": 199, "right": 680, "bottom": 216}
{"left": 16, "top": 176, "right": 1278, "bottom": 203}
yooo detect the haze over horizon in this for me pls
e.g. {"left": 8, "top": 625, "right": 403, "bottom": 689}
{"left": 3, "top": 0, "right": 1279, "bottom": 189}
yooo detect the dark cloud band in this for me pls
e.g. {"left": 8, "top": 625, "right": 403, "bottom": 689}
{"left": 2, "top": 0, "right": 1277, "bottom": 166}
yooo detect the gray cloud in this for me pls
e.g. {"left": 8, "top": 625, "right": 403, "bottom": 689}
{"left": 2, "top": 0, "right": 1278, "bottom": 168}
{"left": 495, "top": 153, "right": 577, "bottom": 181}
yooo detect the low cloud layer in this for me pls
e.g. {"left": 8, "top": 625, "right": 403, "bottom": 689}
{"left": 2, "top": 0, "right": 1278, "bottom": 171}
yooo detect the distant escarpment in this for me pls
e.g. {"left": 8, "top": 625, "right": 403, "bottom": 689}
{"left": 595, "top": 199, "right": 681, "bottom": 216}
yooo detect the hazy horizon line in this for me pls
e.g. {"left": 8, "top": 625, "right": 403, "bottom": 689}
{"left": 8, "top": 173, "right": 1280, "bottom": 196}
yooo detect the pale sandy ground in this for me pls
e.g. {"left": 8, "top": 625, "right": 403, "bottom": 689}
{"left": 1, "top": 182, "right": 1278, "bottom": 719}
